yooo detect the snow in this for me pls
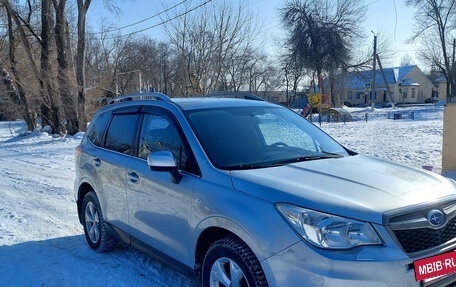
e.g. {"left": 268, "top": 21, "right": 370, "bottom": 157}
{"left": 0, "top": 104, "right": 449, "bottom": 286}
{"left": 318, "top": 104, "right": 444, "bottom": 174}
{"left": 0, "top": 122, "right": 195, "bottom": 287}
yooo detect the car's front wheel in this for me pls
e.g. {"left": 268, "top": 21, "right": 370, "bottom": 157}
{"left": 82, "top": 191, "right": 118, "bottom": 252}
{"left": 202, "top": 237, "right": 268, "bottom": 287}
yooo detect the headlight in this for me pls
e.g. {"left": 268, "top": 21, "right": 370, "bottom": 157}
{"left": 276, "top": 203, "right": 382, "bottom": 249}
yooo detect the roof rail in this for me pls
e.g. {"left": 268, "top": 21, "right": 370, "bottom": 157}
{"left": 197, "top": 92, "right": 264, "bottom": 101}
{"left": 108, "top": 92, "right": 171, "bottom": 105}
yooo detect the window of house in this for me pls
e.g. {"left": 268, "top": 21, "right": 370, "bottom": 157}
{"left": 411, "top": 88, "right": 416, "bottom": 98}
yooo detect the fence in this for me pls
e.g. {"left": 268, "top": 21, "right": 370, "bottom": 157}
{"left": 309, "top": 110, "right": 416, "bottom": 124}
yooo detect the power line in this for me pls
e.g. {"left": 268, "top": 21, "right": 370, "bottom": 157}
{"left": 103, "top": 0, "right": 213, "bottom": 39}
{"left": 92, "top": 0, "right": 189, "bottom": 35}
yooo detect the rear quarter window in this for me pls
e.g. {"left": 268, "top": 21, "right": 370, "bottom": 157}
{"left": 87, "top": 111, "right": 110, "bottom": 147}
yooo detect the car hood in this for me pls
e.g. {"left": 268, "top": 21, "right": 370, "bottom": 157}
{"left": 230, "top": 155, "right": 456, "bottom": 224}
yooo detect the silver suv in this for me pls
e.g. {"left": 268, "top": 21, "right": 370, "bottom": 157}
{"left": 75, "top": 92, "right": 456, "bottom": 287}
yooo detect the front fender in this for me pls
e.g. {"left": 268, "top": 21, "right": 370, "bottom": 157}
{"left": 190, "top": 184, "right": 300, "bottom": 265}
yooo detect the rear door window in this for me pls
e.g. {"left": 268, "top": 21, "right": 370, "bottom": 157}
{"left": 104, "top": 114, "right": 140, "bottom": 155}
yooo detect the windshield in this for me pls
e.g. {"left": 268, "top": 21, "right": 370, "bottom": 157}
{"left": 187, "top": 105, "right": 349, "bottom": 170}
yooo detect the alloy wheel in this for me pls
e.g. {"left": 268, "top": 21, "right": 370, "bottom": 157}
{"left": 84, "top": 201, "right": 100, "bottom": 244}
{"left": 209, "top": 257, "right": 250, "bottom": 287}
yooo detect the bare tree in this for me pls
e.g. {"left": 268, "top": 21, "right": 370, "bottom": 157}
{"left": 1, "top": 0, "right": 70, "bottom": 134}
{"left": 2, "top": 0, "right": 61, "bottom": 132}
{"left": 53, "top": 0, "right": 79, "bottom": 135}
{"left": 113, "top": 37, "right": 165, "bottom": 94}
{"left": 281, "top": 53, "right": 307, "bottom": 107}
{"left": 41, "top": 0, "right": 64, "bottom": 134}
{"left": 245, "top": 52, "right": 271, "bottom": 93}
{"left": 1, "top": 3, "right": 36, "bottom": 130}
{"left": 280, "top": 0, "right": 366, "bottom": 89}
{"left": 406, "top": 0, "right": 456, "bottom": 102}
{"left": 84, "top": 30, "right": 123, "bottom": 97}
{"left": 0, "top": 0, "right": 120, "bottom": 132}
{"left": 156, "top": 42, "right": 173, "bottom": 95}
{"left": 400, "top": 54, "right": 414, "bottom": 67}
{"left": 165, "top": 6, "right": 208, "bottom": 95}
{"left": 165, "top": 0, "right": 261, "bottom": 95}
{"left": 76, "top": 0, "right": 92, "bottom": 131}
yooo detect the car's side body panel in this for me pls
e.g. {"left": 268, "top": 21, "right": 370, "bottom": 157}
{"left": 126, "top": 156, "right": 196, "bottom": 265}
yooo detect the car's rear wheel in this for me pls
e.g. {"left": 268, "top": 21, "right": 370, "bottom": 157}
{"left": 202, "top": 237, "right": 268, "bottom": 287}
{"left": 82, "top": 191, "right": 118, "bottom": 252}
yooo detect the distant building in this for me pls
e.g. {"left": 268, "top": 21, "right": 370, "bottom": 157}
{"left": 226, "top": 91, "right": 288, "bottom": 105}
{"left": 340, "top": 65, "right": 434, "bottom": 106}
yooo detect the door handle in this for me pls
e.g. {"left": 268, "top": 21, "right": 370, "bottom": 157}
{"left": 128, "top": 172, "right": 139, "bottom": 183}
{"left": 93, "top": 158, "right": 101, "bottom": 167}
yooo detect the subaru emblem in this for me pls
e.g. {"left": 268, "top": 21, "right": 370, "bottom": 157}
{"left": 427, "top": 210, "right": 445, "bottom": 227}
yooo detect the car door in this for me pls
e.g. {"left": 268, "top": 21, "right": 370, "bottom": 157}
{"left": 97, "top": 109, "right": 140, "bottom": 233}
{"left": 126, "top": 108, "right": 198, "bottom": 265}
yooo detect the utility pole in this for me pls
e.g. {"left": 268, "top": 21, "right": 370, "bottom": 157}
{"left": 375, "top": 54, "right": 395, "bottom": 108}
{"left": 371, "top": 32, "right": 377, "bottom": 107}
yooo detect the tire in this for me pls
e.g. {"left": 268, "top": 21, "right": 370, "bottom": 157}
{"left": 202, "top": 237, "right": 268, "bottom": 287}
{"left": 81, "top": 191, "right": 118, "bottom": 252}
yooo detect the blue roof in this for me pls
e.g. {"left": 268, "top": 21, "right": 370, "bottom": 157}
{"left": 436, "top": 76, "right": 446, "bottom": 82}
{"left": 345, "top": 65, "right": 416, "bottom": 90}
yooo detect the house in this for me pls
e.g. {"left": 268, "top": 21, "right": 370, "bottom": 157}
{"left": 341, "top": 65, "right": 434, "bottom": 106}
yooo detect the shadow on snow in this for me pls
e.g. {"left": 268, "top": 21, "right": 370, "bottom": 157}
{"left": 0, "top": 235, "right": 195, "bottom": 287}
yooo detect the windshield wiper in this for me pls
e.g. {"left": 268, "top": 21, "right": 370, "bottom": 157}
{"left": 271, "top": 154, "right": 343, "bottom": 165}
{"left": 320, "top": 151, "right": 344, "bottom": 158}
{"left": 225, "top": 153, "right": 343, "bottom": 170}
{"left": 225, "top": 163, "right": 274, "bottom": 170}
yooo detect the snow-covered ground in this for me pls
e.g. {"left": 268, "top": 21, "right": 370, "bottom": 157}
{"left": 0, "top": 103, "right": 448, "bottom": 286}
{"left": 0, "top": 122, "right": 195, "bottom": 287}
{"left": 319, "top": 104, "right": 444, "bottom": 174}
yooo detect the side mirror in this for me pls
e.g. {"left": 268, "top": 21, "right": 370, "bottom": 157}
{"left": 147, "top": 151, "right": 182, "bottom": 183}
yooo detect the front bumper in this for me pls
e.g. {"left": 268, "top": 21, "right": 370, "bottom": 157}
{"left": 261, "top": 240, "right": 456, "bottom": 287}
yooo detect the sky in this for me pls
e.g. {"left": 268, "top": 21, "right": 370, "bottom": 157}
{"left": 87, "top": 0, "right": 418, "bottom": 68}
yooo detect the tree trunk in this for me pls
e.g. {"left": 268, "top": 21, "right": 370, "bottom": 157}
{"left": 1, "top": 68, "right": 36, "bottom": 130}
{"left": 41, "top": 0, "right": 64, "bottom": 134}
{"left": 76, "top": 0, "right": 92, "bottom": 131}
{"left": 54, "top": 0, "right": 79, "bottom": 134}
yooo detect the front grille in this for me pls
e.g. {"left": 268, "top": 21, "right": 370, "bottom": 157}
{"left": 393, "top": 216, "right": 456, "bottom": 253}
